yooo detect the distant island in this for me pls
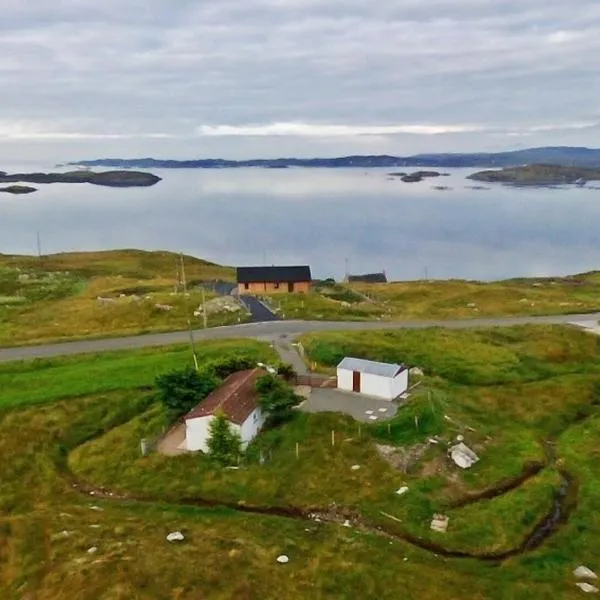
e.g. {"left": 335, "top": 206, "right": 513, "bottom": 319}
{"left": 0, "top": 185, "right": 37, "bottom": 195}
{"left": 388, "top": 170, "right": 445, "bottom": 182}
{"left": 0, "top": 170, "right": 161, "bottom": 188}
{"left": 69, "top": 146, "right": 600, "bottom": 169}
{"left": 467, "top": 164, "right": 600, "bottom": 186}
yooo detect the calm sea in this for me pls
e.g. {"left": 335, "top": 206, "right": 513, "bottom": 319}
{"left": 1, "top": 164, "right": 599, "bottom": 281}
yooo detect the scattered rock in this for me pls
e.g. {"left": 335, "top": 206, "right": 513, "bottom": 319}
{"left": 365, "top": 410, "right": 374, "bottom": 415}
{"left": 467, "top": 303, "right": 477, "bottom": 308}
{"left": 113, "top": 525, "right": 126, "bottom": 536}
{"left": 449, "top": 443, "right": 480, "bottom": 469}
{"left": 154, "top": 303, "right": 174, "bottom": 311}
{"left": 575, "top": 566, "right": 598, "bottom": 580}
{"left": 368, "top": 415, "right": 378, "bottom": 421}
{"left": 343, "top": 520, "right": 352, "bottom": 528}
{"left": 166, "top": 531, "right": 185, "bottom": 542}
{"left": 428, "top": 438, "right": 439, "bottom": 444}
{"left": 277, "top": 555, "right": 289, "bottom": 564}
{"left": 430, "top": 514, "right": 449, "bottom": 533}
{"left": 410, "top": 367, "right": 424, "bottom": 376}
{"left": 378, "top": 408, "right": 388, "bottom": 413}
{"left": 396, "top": 486, "right": 409, "bottom": 496}
{"left": 89, "top": 505, "right": 103, "bottom": 511}
{"left": 576, "top": 582, "right": 599, "bottom": 593}
{"left": 87, "top": 547, "right": 98, "bottom": 554}
{"left": 351, "top": 465, "right": 361, "bottom": 471}
{"left": 456, "top": 434, "right": 464, "bottom": 442}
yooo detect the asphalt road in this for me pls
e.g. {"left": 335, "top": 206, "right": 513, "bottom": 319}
{"left": 0, "top": 312, "right": 597, "bottom": 364}
{"left": 239, "top": 295, "right": 279, "bottom": 322}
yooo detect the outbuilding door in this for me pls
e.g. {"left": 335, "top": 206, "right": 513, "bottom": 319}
{"left": 352, "top": 370, "right": 361, "bottom": 392}
{"left": 288, "top": 282, "right": 295, "bottom": 292}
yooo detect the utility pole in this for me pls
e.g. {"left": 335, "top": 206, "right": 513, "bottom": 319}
{"left": 344, "top": 257, "right": 349, "bottom": 282}
{"left": 180, "top": 252, "right": 199, "bottom": 371}
{"left": 36, "top": 230, "right": 42, "bottom": 259}
{"left": 201, "top": 287, "right": 207, "bottom": 329}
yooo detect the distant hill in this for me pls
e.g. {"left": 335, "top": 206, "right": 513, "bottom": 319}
{"left": 69, "top": 147, "right": 600, "bottom": 169}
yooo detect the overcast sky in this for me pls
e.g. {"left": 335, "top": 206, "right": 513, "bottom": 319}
{"left": 2, "top": 0, "right": 600, "bottom": 163}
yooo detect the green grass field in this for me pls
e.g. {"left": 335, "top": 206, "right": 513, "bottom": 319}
{"left": 2, "top": 248, "right": 600, "bottom": 348}
{"left": 2, "top": 326, "right": 600, "bottom": 598}
{"left": 268, "top": 272, "right": 600, "bottom": 322}
{"left": 0, "top": 249, "right": 244, "bottom": 347}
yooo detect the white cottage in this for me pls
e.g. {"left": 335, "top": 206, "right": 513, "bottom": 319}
{"left": 185, "top": 369, "right": 265, "bottom": 452}
{"left": 336, "top": 357, "right": 408, "bottom": 400}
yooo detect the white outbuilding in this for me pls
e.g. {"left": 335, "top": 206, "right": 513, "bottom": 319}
{"left": 336, "top": 357, "right": 408, "bottom": 400}
{"left": 185, "top": 368, "right": 265, "bottom": 452}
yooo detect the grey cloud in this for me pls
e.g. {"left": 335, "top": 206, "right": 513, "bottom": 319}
{"left": 1, "top": 0, "right": 599, "bottom": 160}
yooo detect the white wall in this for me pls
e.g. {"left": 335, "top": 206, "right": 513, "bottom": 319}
{"left": 337, "top": 368, "right": 354, "bottom": 392}
{"left": 360, "top": 372, "right": 394, "bottom": 400}
{"left": 185, "top": 416, "right": 212, "bottom": 452}
{"left": 337, "top": 367, "right": 409, "bottom": 400}
{"left": 186, "top": 408, "right": 264, "bottom": 453}
{"left": 239, "top": 407, "right": 265, "bottom": 446}
{"left": 391, "top": 369, "right": 409, "bottom": 398}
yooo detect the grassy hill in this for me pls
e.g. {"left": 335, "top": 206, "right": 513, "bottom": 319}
{"left": 1, "top": 248, "right": 600, "bottom": 347}
{"left": 2, "top": 325, "right": 599, "bottom": 597}
{"left": 0, "top": 249, "right": 239, "bottom": 346}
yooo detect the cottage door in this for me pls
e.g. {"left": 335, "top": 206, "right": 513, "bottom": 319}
{"left": 288, "top": 282, "right": 295, "bottom": 292}
{"left": 352, "top": 371, "right": 361, "bottom": 392}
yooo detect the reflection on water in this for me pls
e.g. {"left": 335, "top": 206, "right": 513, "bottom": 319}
{"left": 1, "top": 167, "right": 599, "bottom": 281}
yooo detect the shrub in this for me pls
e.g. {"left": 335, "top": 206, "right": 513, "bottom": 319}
{"left": 255, "top": 375, "right": 300, "bottom": 426}
{"left": 155, "top": 367, "right": 219, "bottom": 417}
{"left": 276, "top": 362, "right": 296, "bottom": 381}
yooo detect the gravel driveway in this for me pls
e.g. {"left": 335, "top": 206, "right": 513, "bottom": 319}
{"left": 298, "top": 387, "right": 398, "bottom": 423}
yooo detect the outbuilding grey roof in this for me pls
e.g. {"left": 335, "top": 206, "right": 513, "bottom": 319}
{"left": 237, "top": 265, "right": 311, "bottom": 284}
{"left": 337, "top": 357, "right": 405, "bottom": 378}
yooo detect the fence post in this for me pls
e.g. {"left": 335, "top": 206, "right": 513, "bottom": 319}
{"left": 331, "top": 430, "right": 335, "bottom": 446}
{"left": 295, "top": 442, "right": 299, "bottom": 459}
{"left": 140, "top": 438, "right": 151, "bottom": 457}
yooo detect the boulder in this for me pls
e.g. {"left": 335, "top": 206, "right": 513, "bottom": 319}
{"left": 430, "top": 514, "right": 449, "bottom": 533}
{"left": 575, "top": 566, "right": 598, "bottom": 580}
{"left": 166, "top": 531, "right": 185, "bottom": 542}
{"left": 449, "top": 443, "right": 479, "bottom": 469}
{"left": 576, "top": 582, "right": 599, "bottom": 593}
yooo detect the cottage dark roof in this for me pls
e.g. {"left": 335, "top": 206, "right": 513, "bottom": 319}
{"left": 185, "top": 369, "right": 261, "bottom": 425}
{"left": 348, "top": 272, "right": 388, "bottom": 283}
{"left": 237, "top": 265, "right": 312, "bottom": 284}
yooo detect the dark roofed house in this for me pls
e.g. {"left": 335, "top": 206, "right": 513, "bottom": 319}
{"left": 347, "top": 272, "right": 387, "bottom": 284}
{"left": 185, "top": 369, "right": 265, "bottom": 452}
{"left": 237, "top": 265, "right": 312, "bottom": 294}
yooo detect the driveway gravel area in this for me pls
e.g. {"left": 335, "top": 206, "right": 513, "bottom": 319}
{"left": 298, "top": 387, "right": 398, "bottom": 422}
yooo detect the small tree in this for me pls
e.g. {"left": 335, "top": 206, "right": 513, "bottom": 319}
{"left": 155, "top": 367, "right": 219, "bottom": 417}
{"left": 255, "top": 375, "right": 300, "bottom": 426}
{"left": 207, "top": 411, "right": 242, "bottom": 466}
